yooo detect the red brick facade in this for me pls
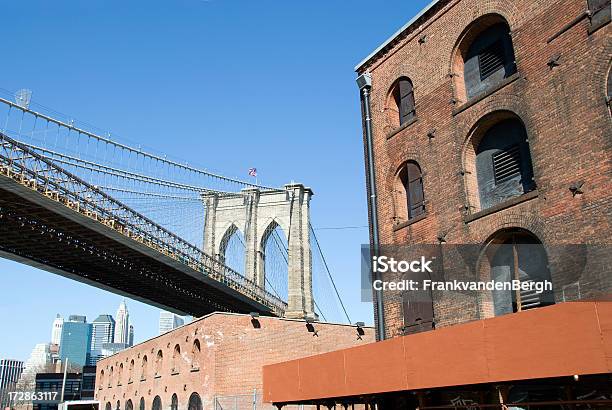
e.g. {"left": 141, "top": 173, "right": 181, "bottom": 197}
{"left": 358, "top": 0, "right": 611, "bottom": 339}
{"left": 95, "top": 313, "right": 373, "bottom": 410}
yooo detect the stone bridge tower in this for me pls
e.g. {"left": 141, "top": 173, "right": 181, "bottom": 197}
{"left": 202, "top": 183, "right": 315, "bottom": 319}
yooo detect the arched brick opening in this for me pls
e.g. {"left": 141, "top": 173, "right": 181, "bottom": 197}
{"left": 462, "top": 110, "right": 535, "bottom": 213}
{"left": 385, "top": 77, "right": 416, "bottom": 130}
{"left": 476, "top": 227, "right": 553, "bottom": 319}
{"left": 450, "top": 13, "right": 516, "bottom": 104}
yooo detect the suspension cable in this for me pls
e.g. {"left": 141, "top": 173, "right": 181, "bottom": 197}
{"left": 309, "top": 223, "right": 352, "bottom": 324}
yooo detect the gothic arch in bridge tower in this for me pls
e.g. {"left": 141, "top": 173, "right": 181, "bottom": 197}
{"left": 202, "top": 184, "right": 315, "bottom": 319}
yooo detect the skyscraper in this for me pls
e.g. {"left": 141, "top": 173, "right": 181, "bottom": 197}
{"left": 51, "top": 314, "right": 64, "bottom": 346}
{"left": 90, "top": 315, "right": 115, "bottom": 365}
{"left": 158, "top": 311, "right": 184, "bottom": 335}
{"left": 59, "top": 316, "right": 92, "bottom": 368}
{"left": 128, "top": 325, "right": 134, "bottom": 347}
{"left": 0, "top": 359, "right": 24, "bottom": 408}
{"left": 15, "top": 343, "right": 53, "bottom": 393}
{"left": 113, "top": 300, "right": 130, "bottom": 345}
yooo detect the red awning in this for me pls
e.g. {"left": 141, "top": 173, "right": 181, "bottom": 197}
{"left": 263, "top": 301, "right": 612, "bottom": 404}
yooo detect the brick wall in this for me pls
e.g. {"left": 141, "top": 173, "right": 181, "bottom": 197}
{"left": 95, "top": 313, "right": 374, "bottom": 410}
{"left": 358, "top": 0, "right": 611, "bottom": 338}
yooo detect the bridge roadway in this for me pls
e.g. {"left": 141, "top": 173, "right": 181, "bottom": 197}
{"left": 0, "top": 134, "right": 286, "bottom": 317}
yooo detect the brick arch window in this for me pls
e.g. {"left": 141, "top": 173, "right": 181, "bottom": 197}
{"left": 99, "top": 370, "right": 105, "bottom": 389}
{"left": 116, "top": 400, "right": 121, "bottom": 410}
{"left": 152, "top": 396, "right": 161, "bottom": 410}
{"left": 386, "top": 77, "right": 416, "bottom": 129}
{"left": 105, "top": 402, "right": 111, "bottom": 410}
{"left": 108, "top": 367, "right": 113, "bottom": 388}
{"left": 139, "top": 398, "right": 145, "bottom": 410}
{"left": 394, "top": 161, "right": 425, "bottom": 223}
{"left": 126, "top": 399, "right": 133, "bottom": 410}
{"left": 464, "top": 112, "right": 535, "bottom": 212}
{"left": 171, "top": 344, "right": 181, "bottom": 374}
{"left": 191, "top": 339, "right": 201, "bottom": 370}
{"left": 140, "top": 356, "right": 148, "bottom": 381}
{"left": 117, "top": 363, "right": 123, "bottom": 386}
{"left": 171, "top": 394, "right": 178, "bottom": 410}
{"left": 451, "top": 14, "right": 517, "bottom": 103}
{"left": 128, "top": 359, "right": 134, "bottom": 383}
{"left": 480, "top": 228, "right": 554, "bottom": 316}
{"left": 188, "top": 393, "right": 202, "bottom": 410}
{"left": 154, "top": 350, "right": 163, "bottom": 377}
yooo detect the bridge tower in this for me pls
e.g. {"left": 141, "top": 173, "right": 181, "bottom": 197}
{"left": 202, "top": 183, "right": 315, "bottom": 319}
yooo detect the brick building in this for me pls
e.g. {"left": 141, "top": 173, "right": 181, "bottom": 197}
{"left": 95, "top": 313, "right": 373, "bottom": 410}
{"left": 263, "top": 0, "right": 612, "bottom": 408}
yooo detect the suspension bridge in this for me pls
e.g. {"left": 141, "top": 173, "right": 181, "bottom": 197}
{"left": 0, "top": 88, "right": 350, "bottom": 323}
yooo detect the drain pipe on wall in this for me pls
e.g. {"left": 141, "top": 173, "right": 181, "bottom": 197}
{"left": 357, "top": 72, "right": 386, "bottom": 341}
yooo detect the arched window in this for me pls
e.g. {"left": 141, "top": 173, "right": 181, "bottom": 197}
{"left": 128, "top": 360, "right": 134, "bottom": 383}
{"left": 171, "top": 394, "right": 178, "bottom": 410}
{"left": 172, "top": 345, "right": 181, "bottom": 374}
{"left": 105, "top": 403, "right": 111, "bottom": 410}
{"left": 397, "top": 161, "right": 425, "bottom": 221}
{"left": 126, "top": 399, "right": 133, "bottom": 410}
{"left": 139, "top": 398, "right": 145, "bottom": 410}
{"left": 484, "top": 229, "right": 554, "bottom": 316}
{"left": 152, "top": 396, "right": 161, "bottom": 410}
{"left": 464, "top": 22, "right": 516, "bottom": 99}
{"left": 117, "top": 363, "right": 123, "bottom": 385}
{"left": 116, "top": 400, "right": 121, "bottom": 410}
{"left": 475, "top": 118, "right": 535, "bottom": 209}
{"left": 188, "top": 393, "right": 202, "bottom": 410}
{"left": 388, "top": 77, "right": 416, "bottom": 127}
{"left": 191, "top": 340, "right": 201, "bottom": 370}
{"left": 108, "top": 367, "right": 113, "bottom": 387}
{"left": 99, "top": 370, "right": 105, "bottom": 389}
{"left": 155, "top": 350, "right": 163, "bottom": 376}
{"left": 141, "top": 356, "right": 148, "bottom": 380}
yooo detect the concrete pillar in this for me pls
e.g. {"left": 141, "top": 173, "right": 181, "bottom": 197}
{"left": 285, "top": 183, "right": 316, "bottom": 319}
{"left": 202, "top": 193, "right": 218, "bottom": 258}
{"left": 243, "top": 188, "right": 260, "bottom": 283}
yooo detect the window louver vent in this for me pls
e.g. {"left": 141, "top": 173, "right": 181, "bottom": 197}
{"left": 492, "top": 144, "right": 521, "bottom": 184}
{"left": 478, "top": 40, "right": 505, "bottom": 80}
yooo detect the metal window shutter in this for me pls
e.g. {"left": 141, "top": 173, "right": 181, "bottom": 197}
{"left": 492, "top": 144, "right": 522, "bottom": 184}
{"left": 478, "top": 40, "right": 505, "bottom": 80}
{"left": 399, "top": 79, "right": 416, "bottom": 124}
{"left": 406, "top": 162, "right": 425, "bottom": 218}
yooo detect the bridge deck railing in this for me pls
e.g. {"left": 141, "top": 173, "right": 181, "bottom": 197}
{"left": 0, "top": 133, "right": 287, "bottom": 315}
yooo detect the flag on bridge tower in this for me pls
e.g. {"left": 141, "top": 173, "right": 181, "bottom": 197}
{"left": 248, "top": 168, "right": 257, "bottom": 177}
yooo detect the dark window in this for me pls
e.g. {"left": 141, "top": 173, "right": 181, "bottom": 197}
{"left": 393, "top": 78, "right": 416, "bottom": 125}
{"left": 139, "top": 398, "right": 145, "bottom": 410}
{"left": 125, "top": 400, "right": 133, "bottom": 410}
{"left": 171, "top": 394, "right": 178, "bottom": 410}
{"left": 489, "top": 230, "right": 554, "bottom": 316}
{"left": 476, "top": 119, "right": 535, "bottom": 210}
{"left": 152, "top": 396, "right": 161, "bottom": 410}
{"left": 464, "top": 23, "right": 516, "bottom": 99}
{"left": 588, "top": 0, "right": 611, "bottom": 32}
{"left": 188, "top": 393, "right": 202, "bottom": 410}
{"left": 400, "top": 162, "right": 425, "bottom": 220}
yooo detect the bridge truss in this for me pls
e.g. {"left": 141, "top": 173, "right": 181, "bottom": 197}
{"left": 0, "top": 89, "right": 350, "bottom": 323}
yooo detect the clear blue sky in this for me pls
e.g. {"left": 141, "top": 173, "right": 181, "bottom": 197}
{"left": 0, "top": 0, "right": 431, "bottom": 362}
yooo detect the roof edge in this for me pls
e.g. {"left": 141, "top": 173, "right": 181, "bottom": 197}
{"left": 354, "top": 0, "right": 441, "bottom": 72}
